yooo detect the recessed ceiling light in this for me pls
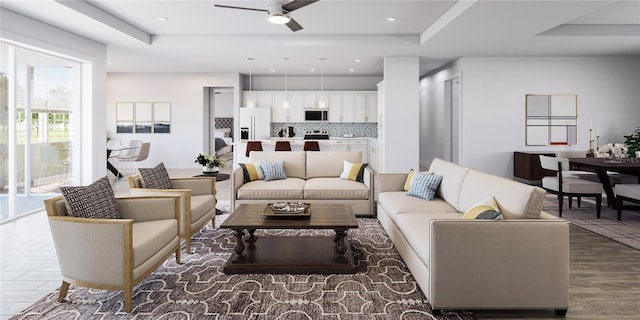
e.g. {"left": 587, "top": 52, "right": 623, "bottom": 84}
{"left": 310, "top": 68, "right": 316, "bottom": 72}
{"left": 107, "top": 61, "right": 114, "bottom": 65}
{"left": 158, "top": 16, "right": 169, "bottom": 22}
{"left": 387, "top": 17, "right": 397, "bottom": 22}
{"left": 270, "top": 68, "right": 276, "bottom": 72}
{"left": 355, "top": 59, "right": 361, "bottom": 63}
{"left": 349, "top": 68, "right": 355, "bottom": 72}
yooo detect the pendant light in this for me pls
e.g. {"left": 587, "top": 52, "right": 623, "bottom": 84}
{"left": 317, "top": 57, "right": 327, "bottom": 108}
{"left": 247, "top": 58, "right": 256, "bottom": 108}
{"left": 283, "top": 58, "right": 290, "bottom": 109}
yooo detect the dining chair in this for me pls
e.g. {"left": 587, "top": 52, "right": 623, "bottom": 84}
{"left": 119, "top": 142, "right": 150, "bottom": 175}
{"left": 107, "top": 140, "right": 121, "bottom": 158}
{"left": 245, "top": 141, "right": 263, "bottom": 157}
{"left": 303, "top": 141, "right": 320, "bottom": 151}
{"left": 39, "top": 144, "right": 70, "bottom": 185}
{"left": 539, "top": 155, "right": 604, "bottom": 218}
{"left": 555, "top": 151, "right": 598, "bottom": 208}
{"left": 117, "top": 140, "right": 142, "bottom": 160}
{"left": 275, "top": 140, "right": 292, "bottom": 151}
{"left": 614, "top": 184, "right": 640, "bottom": 221}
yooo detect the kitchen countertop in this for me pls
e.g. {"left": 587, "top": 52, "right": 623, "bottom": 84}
{"left": 236, "top": 137, "right": 376, "bottom": 145}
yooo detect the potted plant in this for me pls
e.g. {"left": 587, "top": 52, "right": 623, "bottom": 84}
{"left": 195, "top": 152, "right": 226, "bottom": 173}
{"left": 624, "top": 127, "right": 640, "bottom": 158}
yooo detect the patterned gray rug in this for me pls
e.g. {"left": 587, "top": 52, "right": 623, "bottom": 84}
{"left": 11, "top": 211, "right": 473, "bottom": 319}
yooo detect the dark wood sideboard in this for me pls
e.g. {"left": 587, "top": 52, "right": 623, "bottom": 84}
{"left": 514, "top": 151, "right": 556, "bottom": 185}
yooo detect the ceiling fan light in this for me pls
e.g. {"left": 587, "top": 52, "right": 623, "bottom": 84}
{"left": 268, "top": 13, "right": 291, "bottom": 24}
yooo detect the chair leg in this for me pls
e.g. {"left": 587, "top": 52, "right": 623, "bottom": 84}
{"left": 57, "top": 281, "right": 70, "bottom": 302}
{"left": 568, "top": 196, "right": 573, "bottom": 209}
{"left": 124, "top": 285, "right": 133, "bottom": 312}
{"left": 185, "top": 237, "right": 192, "bottom": 254}
{"left": 616, "top": 196, "right": 623, "bottom": 221}
{"left": 577, "top": 197, "right": 582, "bottom": 208}
{"left": 175, "top": 247, "right": 181, "bottom": 264}
{"left": 558, "top": 194, "right": 564, "bottom": 217}
{"left": 595, "top": 195, "right": 602, "bottom": 219}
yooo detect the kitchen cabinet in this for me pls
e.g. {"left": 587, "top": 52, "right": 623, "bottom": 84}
{"left": 329, "top": 92, "right": 342, "bottom": 122}
{"left": 257, "top": 92, "right": 272, "bottom": 108}
{"left": 303, "top": 92, "right": 317, "bottom": 108}
{"left": 341, "top": 92, "right": 355, "bottom": 122}
{"left": 353, "top": 93, "right": 367, "bottom": 122}
{"left": 369, "top": 139, "right": 378, "bottom": 170}
{"left": 288, "top": 92, "right": 304, "bottom": 122}
{"left": 366, "top": 92, "right": 378, "bottom": 123}
{"left": 270, "top": 93, "right": 288, "bottom": 122}
{"left": 332, "top": 139, "right": 369, "bottom": 163}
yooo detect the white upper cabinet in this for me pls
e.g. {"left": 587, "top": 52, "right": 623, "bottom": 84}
{"left": 366, "top": 92, "right": 378, "bottom": 123}
{"left": 329, "top": 92, "right": 343, "bottom": 122}
{"left": 242, "top": 91, "right": 376, "bottom": 123}
{"left": 341, "top": 92, "right": 355, "bottom": 122}
{"left": 271, "top": 92, "right": 288, "bottom": 122}
{"left": 288, "top": 92, "right": 304, "bottom": 122}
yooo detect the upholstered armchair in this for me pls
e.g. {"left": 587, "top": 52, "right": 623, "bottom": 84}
{"left": 128, "top": 175, "right": 216, "bottom": 253}
{"left": 44, "top": 194, "right": 181, "bottom": 312}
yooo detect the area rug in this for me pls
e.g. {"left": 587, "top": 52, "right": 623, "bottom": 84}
{"left": 542, "top": 194, "right": 640, "bottom": 250}
{"left": 11, "top": 214, "right": 473, "bottom": 319}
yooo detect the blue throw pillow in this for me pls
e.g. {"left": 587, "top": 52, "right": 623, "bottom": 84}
{"left": 260, "top": 160, "right": 287, "bottom": 181}
{"left": 406, "top": 172, "right": 443, "bottom": 201}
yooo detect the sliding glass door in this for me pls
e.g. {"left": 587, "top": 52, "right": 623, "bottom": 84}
{"left": 0, "top": 41, "right": 80, "bottom": 222}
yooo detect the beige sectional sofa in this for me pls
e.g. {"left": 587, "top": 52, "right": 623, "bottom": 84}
{"left": 231, "top": 151, "right": 374, "bottom": 215}
{"left": 377, "top": 158, "right": 569, "bottom": 316}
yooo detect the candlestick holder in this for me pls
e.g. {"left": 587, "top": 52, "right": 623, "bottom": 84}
{"left": 587, "top": 128, "right": 595, "bottom": 157}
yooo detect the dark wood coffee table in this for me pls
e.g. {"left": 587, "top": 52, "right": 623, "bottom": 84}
{"left": 220, "top": 204, "right": 359, "bottom": 274}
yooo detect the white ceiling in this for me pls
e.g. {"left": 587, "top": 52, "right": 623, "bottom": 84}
{"left": 2, "top": 0, "right": 639, "bottom": 76}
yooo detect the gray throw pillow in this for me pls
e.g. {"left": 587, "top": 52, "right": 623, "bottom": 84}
{"left": 260, "top": 160, "right": 287, "bottom": 181}
{"left": 59, "top": 176, "right": 120, "bottom": 219}
{"left": 406, "top": 172, "right": 443, "bottom": 201}
{"left": 139, "top": 162, "right": 172, "bottom": 189}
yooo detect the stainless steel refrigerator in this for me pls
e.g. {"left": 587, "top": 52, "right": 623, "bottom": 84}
{"left": 239, "top": 107, "right": 272, "bottom": 140}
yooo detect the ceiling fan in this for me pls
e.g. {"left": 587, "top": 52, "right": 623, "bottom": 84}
{"left": 214, "top": 0, "right": 319, "bottom": 32}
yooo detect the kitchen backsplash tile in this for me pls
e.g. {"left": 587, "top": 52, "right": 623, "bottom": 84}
{"left": 271, "top": 122, "right": 377, "bottom": 138}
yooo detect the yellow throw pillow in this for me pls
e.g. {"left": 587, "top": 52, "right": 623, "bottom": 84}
{"left": 403, "top": 169, "right": 415, "bottom": 191}
{"left": 239, "top": 163, "right": 264, "bottom": 183}
{"left": 462, "top": 197, "right": 503, "bottom": 220}
{"left": 339, "top": 160, "right": 369, "bottom": 182}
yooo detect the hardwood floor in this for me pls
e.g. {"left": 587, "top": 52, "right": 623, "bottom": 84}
{"left": 475, "top": 224, "right": 640, "bottom": 319}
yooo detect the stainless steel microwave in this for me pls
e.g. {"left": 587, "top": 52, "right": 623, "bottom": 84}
{"left": 305, "top": 109, "right": 328, "bottom": 121}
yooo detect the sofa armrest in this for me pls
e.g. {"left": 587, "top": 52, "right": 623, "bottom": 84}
{"left": 363, "top": 167, "right": 374, "bottom": 189}
{"left": 378, "top": 173, "right": 408, "bottom": 192}
{"left": 116, "top": 195, "right": 181, "bottom": 222}
{"left": 429, "top": 219, "right": 569, "bottom": 309}
{"left": 230, "top": 168, "right": 245, "bottom": 209}
{"left": 170, "top": 178, "right": 215, "bottom": 196}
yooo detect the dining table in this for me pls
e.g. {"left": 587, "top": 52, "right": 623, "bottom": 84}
{"left": 568, "top": 157, "right": 640, "bottom": 209}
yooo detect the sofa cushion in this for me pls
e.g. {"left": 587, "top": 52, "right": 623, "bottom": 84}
{"left": 191, "top": 194, "right": 215, "bottom": 224}
{"left": 394, "top": 211, "right": 463, "bottom": 265}
{"left": 462, "top": 197, "right": 503, "bottom": 220}
{"left": 378, "top": 192, "right": 458, "bottom": 223}
{"left": 460, "top": 169, "right": 545, "bottom": 219}
{"left": 407, "top": 172, "right": 443, "bottom": 201}
{"left": 428, "top": 158, "right": 470, "bottom": 211}
{"left": 236, "top": 178, "right": 306, "bottom": 199}
{"left": 339, "top": 161, "right": 368, "bottom": 182}
{"left": 306, "top": 151, "right": 362, "bottom": 178}
{"left": 260, "top": 160, "right": 287, "bottom": 181}
{"left": 403, "top": 169, "right": 416, "bottom": 191}
{"left": 60, "top": 176, "right": 121, "bottom": 219}
{"left": 239, "top": 163, "right": 264, "bottom": 182}
{"left": 132, "top": 219, "right": 177, "bottom": 268}
{"left": 304, "top": 178, "right": 369, "bottom": 199}
{"left": 250, "top": 151, "right": 306, "bottom": 179}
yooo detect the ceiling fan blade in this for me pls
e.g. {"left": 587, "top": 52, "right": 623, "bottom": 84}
{"left": 282, "top": 0, "right": 319, "bottom": 12}
{"left": 286, "top": 18, "right": 303, "bottom": 32}
{"left": 214, "top": 4, "right": 268, "bottom": 13}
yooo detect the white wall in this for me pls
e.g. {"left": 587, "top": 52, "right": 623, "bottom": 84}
{"left": 107, "top": 73, "right": 241, "bottom": 168}
{"left": 214, "top": 91, "right": 234, "bottom": 117}
{"left": 421, "top": 56, "right": 640, "bottom": 178}
{"left": 1, "top": 8, "right": 107, "bottom": 184}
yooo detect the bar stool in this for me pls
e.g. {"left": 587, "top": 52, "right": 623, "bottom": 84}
{"left": 246, "top": 141, "right": 263, "bottom": 157}
{"left": 303, "top": 141, "right": 320, "bottom": 151}
{"left": 275, "top": 141, "right": 292, "bottom": 151}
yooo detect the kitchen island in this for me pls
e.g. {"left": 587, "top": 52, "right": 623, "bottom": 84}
{"left": 234, "top": 137, "right": 376, "bottom": 168}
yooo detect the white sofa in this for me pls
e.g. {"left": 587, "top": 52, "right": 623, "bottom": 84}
{"left": 377, "top": 158, "right": 569, "bottom": 316}
{"left": 231, "top": 151, "right": 374, "bottom": 216}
